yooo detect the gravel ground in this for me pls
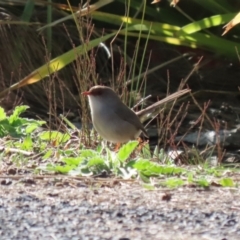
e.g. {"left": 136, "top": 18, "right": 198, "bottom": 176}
{"left": 0, "top": 176, "right": 240, "bottom": 240}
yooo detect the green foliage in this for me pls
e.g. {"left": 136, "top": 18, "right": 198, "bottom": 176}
{"left": 117, "top": 141, "right": 139, "bottom": 162}
{"left": 0, "top": 104, "right": 238, "bottom": 190}
{"left": 45, "top": 149, "right": 108, "bottom": 176}
{"left": 133, "top": 159, "right": 185, "bottom": 176}
{"left": 39, "top": 131, "right": 70, "bottom": 145}
{"left": 1, "top": 0, "right": 240, "bottom": 99}
{"left": 0, "top": 1, "right": 239, "bottom": 191}
{"left": 20, "top": 135, "right": 33, "bottom": 151}
{"left": 163, "top": 178, "right": 185, "bottom": 188}
{"left": 92, "top": 9, "right": 240, "bottom": 59}
{"left": 219, "top": 178, "right": 235, "bottom": 187}
{"left": 43, "top": 142, "right": 138, "bottom": 177}
{"left": 41, "top": 141, "right": 187, "bottom": 181}
{"left": 0, "top": 106, "right": 45, "bottom": 138}
{"left": 196, "top": 178, "right": 210, "bottom": 188}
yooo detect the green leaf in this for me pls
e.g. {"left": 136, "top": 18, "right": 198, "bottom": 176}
{"left": 21, "top": 135, "right": 33, "bottom": 150}
{"left": 180, "top": 14, "right": 234, "bottom": 34}
{"left": 43, "top": 149, "right": 53, "bottom": 160}
{"left": 25, "top": 121, "right": 45, "bottom": 134}
{"left": 139, "top": 172, "right": 150, "bottom": 183}
{"left": 142, "top": 184, "right": 155, "bottom": 190}
{"left": 54, "top": 165, "right": 75, "bottom": 174}
{"left": 87, "top": 157, "right": 105, "bottom": 167}
{"left": 133, "top": 159, "right": 185, "bottom": 176}
{"left": 117, "top": 141, "right": 139, "bottom": 162}
{"left": 219, "top": 178, "right": 234, "bottom": 187}
{"left": 141, "top": 143, "right": 151, "bottom": 158}
{"left": 79, "top": 149, "right": 98, "bottom": 158}
{"left": 21, "top": 0, "right": 35, "bottom": 22}
{"left": 9, "top": 105, "right": 29, "bottom": 124}
{"left": 187, "top": 173, "right": 194, "bottom": 183}
{"left": 164, "top": 178, "right": 185, "bottom": 188}
{"left": 39, "top": 131, "right": 70, "bottom": 144}
{"left": 0, "top": 107, "right": 6, "bottom": 120}
{"left": 92, "top": 11, "right": 180, "bottom": 35}
{"left": 63, "top": 157, "right": 84, "bottom": 166}
{"left": 92, "top": 11, "right": 240, "bottom": 59}
{"left": 196, "top": 179, "right": 209, "bottom": 187}
{"left": 0, "top": 32, "right": 116, "bottom": 98}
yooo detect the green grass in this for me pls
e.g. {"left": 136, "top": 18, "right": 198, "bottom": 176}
{"left": 0, "top": 105, "right": 238, "bottom": 189}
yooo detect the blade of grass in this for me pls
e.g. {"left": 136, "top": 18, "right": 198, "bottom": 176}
{"left": 92, "top": 11, "right": 181, "bottom": 36}
{"left": 0, "top": 32, "right": 116, "bottom": 97}
{"left": 119, "top": 29, "right": 240, "bottom": 59}
{"left": 20, "top": 0, "right": 35, "bottom": 22}
{"left": 37, "top": 0, "right": 114, "bottom": 32}
{"left": 47, "top": 0, "right": 52, "bottom": 53}
{"left": 192, "top": 0, "right": 235, "bottom": 13}
{"left": 180, "top": 13, "right": 235, "bottom": 34}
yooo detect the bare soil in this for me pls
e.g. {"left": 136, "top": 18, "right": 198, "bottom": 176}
{"left": 0, "top": 176, "right": 239, "bottom": 240}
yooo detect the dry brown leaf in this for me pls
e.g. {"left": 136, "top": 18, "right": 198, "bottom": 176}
{"left": 151, "top": 0, "right": 179, "bottom": 6}
{"left": 170, "top": 0, "right": 180, "bottom": 7}
{"left": 222, "top": 12, "right": 240, "bottom": 36}
{"left": 151, "top": 0, "right": 161, "bottom": 4}
{"left": 162, "top": 193, "right": 172, "bottom": 201}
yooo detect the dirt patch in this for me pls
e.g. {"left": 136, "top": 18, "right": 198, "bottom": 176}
{"left": 0, "top": 176, "right": 239, "bottom": 240}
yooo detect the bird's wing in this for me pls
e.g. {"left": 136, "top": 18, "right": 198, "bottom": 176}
{"left": 112, "top": 102, "right": 148, "bottom": 137}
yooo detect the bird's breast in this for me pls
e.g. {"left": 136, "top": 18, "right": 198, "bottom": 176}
{"left": 88, "top": 96, "right": 140, "bottom": 143}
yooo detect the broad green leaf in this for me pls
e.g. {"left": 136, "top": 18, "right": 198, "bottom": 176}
{"left": 39, "top": 131, "right": 70, "bottom": 144}
{"left": 79, "top": 149, "right": 98, "bottom": 158}
{"left": 141, "top": 143, "right": 151, "bottom": 158}
{"left": 54, "top": 165, "right": 75, "bottom": 173}
{"left": 9, "top": 105, "right": 29, "bottom": 124}
{"left": 87, "top": 157, "right": 105, "bottom": 167}
{"left": 142, "top": 184, "right": 155, "bottom": 190}
{"left": 219, "top": 178, "right": 234, "bottom": 187}
{"left": 43, "top": 149, "right": 53, "bottom": 160}
{"left": 21, "top": 135, "right": 33, "bottom": 150}
{"left": 164, "top": 178, "right": 185, "bottom": 188}
{"left": 25, "top": 122, "right": 45, "bottom": 134}
{"left": 117, "top": 141, "right": 139, "bottom": 162}
{"left": 139, "top": 172, "right": 150, "bottom": 183}
{"left": 0, "top": 107, "right": 6, "bottom": 121}
{"left": 196, "top": 179, "right": 209, "bottom": 187}
{"left": 133, "top": 159, "right": 185, "bottom": 176}
{"left": 63, "top": 157, "right": 84, "bottom": 166}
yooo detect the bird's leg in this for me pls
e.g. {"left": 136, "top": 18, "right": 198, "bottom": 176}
{"left": 114, "top": 143, "right": 121, "bottom": 152}
{"left": 137, "top": 137, "right": 149, "bottom": 151}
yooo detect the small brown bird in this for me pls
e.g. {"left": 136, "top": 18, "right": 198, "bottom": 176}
{"left": 82, "top": 86, "right": 148, "bottom": 143}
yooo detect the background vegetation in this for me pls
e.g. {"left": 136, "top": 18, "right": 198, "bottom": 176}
{"left": 0, "top": 0, "right": 239, "bottom": 187}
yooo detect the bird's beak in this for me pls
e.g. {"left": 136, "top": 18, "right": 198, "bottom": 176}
{"left": 82, "top": 91, "right": 91, "bottom": 96}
